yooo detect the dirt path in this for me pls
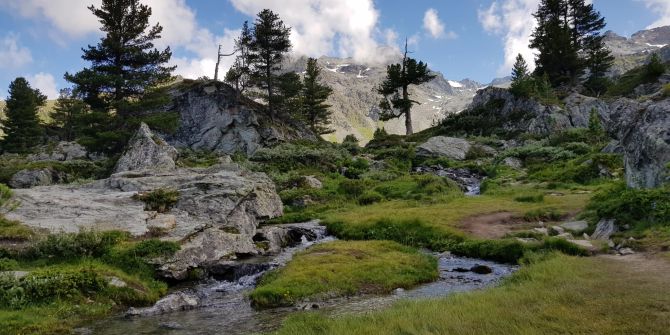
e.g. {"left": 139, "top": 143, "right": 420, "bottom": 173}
{"left": 599, "top": 253, "right": 670, "bottom": 281}
{"left": 457, "top": 211, "right": 530, "bottom": 239}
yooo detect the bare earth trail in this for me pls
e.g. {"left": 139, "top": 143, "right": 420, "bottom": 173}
{"left": 457, "top": 211, "right": 530, "bottom": 239}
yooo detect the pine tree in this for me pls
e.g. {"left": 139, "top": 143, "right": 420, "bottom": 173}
{"left": 301, "top": 58, "right": 334, "bottom": 135}
{"left": 248, "top": 9, "right": 292, "bottom": 119}
{"left": 377, "top": 41, "right": 435, "bottom": 135}
{"left": 1, "top": 78, "right": 46, "bottom": 153}
{"left": 51, "top": 89, "right": 88, "bottom": 141}
{"left": 225, "top": 21, "right": 254, "bottom": 100}
{"left": 276, "top": 72, "right": 303, "bottom": 117}
{"left": 65, "top": 0, "right": 174, "bottom": 152}
{"left": 510, "top": 54, "right": 533, "bottom": 97}
{"left": 530, "top": 0, "right": 612, "bottom": 88}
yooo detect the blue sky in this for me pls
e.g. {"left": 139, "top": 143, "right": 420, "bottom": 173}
{"left": 0, "top": 0, "right": 668, "bottom": 100}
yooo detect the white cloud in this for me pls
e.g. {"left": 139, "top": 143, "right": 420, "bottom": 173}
{"left": 0, "top": 0, "right": 99, "bottom": 37}
{"left": 27, "top": 72, "right": 58, "bottom": 99}
{"left": 423, "top": 8, "right": 456, "bottom": 39}
{"left": 478, "top": 0, "right": 539, "bottom": 76}
{"left": 229, "top": 0, "right": 397, "bottom": 63}
{"left": 0, "top": 33, "right": 33, "bottom": 69}
{"left": 0, "top": 0, "right": 236, "bottom": 79}
{"left": 639, "top": 0, "right": 670, "bottom": 28}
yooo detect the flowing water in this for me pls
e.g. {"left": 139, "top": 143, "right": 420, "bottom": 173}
{"left": 86, "top": 223, "right": 516, "bottom": 335}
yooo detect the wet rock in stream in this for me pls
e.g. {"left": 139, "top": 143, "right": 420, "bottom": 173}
{"left": 414, "top": 165, "right": 484, "bottom": 195}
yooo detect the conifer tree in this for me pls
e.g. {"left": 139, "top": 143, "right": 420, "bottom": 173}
{"left": 276, "top": 72, "right": 303, "bottom": 117}
{"left": 377, "top": 41, "right": 435, "bottom": 135}
{"left": 530, "top": 0, "right": 612, "bottom": 88}
{"left": 510, "top": 54, "right": 533, "bottom": 97}
{"left": 301, "top": 58, "right": 334, "bottom": 135}
{"left": 248, "top": 9, "right": 292, "bottom": 119}
{"left": 51, "top": 89, "right": 88, "bottom": 141}
{"left": 225, "top": 21, "right": 254, "bottom": 99}
{"left": 65, "top": 0, "right": 174, "bottom": 152}
{"left": 1, "top": 78, "right": 46, "bottom": 153}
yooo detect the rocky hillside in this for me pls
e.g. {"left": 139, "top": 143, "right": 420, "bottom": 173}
{"left": 162, "top": 80, "right": 316, "bottom": 155}
{"left": 283, "top": 56, "right": 498, "bottom": 142}
{"left": 605, "top": 25, "right": 670, "bottom": 76}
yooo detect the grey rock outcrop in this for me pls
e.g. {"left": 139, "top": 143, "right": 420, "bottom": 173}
{"left": 126, "top": 292, "right": 199, "bottom": 316}
{"left": 114, "top": 123, "right": 178, "bottom": 173}
{"left": 7, "top": 162, "right": 283, "bottom": 280}
{"left": 592, "top": 219, "right": 618, "bottom": 240}
{"left": 28, "top": 142, "right": 89, "bottom": 162}
{"left": 560, "top": 221, "right": 588, "bottom": 233}
{"left": 607, "top": 97, "right": 670, "bottom": 188}
{"left": 416, "top": 136, "right": 472, "bottom": 160}
{"left": 468, "top": 87, "right": 610, "bottom": 137}
{"left": 163, "top": 80, "right": 316, "bottom": 155}
{"left": 9, "top": 169, "right": 59, "bottom": 189}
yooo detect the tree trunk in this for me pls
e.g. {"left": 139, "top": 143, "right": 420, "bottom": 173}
{"left": 403, "top": 85, "right": 413, "bottom": 135}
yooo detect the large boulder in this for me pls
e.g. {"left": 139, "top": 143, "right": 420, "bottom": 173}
{"left": 163, "top": 80, "right": 316, "bottom": 155}
{"left": 607, "top": 97, "right": 670, "bottom": 188}
{"left": 114, "top": 123, "right": 178, "bottom": 174}
{"left": 9, "top": 169, "right": 59, "bottom": 189}
{"left": 28, "top": 142, "right": 89, "bottom": 162}
{"left": 7, "top": 163, "right": 283, "bottom": 280}
{"left": 417, "top": 136, "right": 472, "bottom": 160}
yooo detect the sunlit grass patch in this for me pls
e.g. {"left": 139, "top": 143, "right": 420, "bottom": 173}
{"left": 249, "top": 240, "right": 437, "bottom": 308}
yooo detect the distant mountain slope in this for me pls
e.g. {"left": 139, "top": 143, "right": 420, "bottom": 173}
{"left": 284, "top": 56, "right": 487, "bottom": 142}
{"left": 605, "top": 25, "right": 670, "bottom": 76}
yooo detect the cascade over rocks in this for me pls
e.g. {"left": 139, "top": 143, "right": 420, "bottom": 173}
{"left": 162, "top": 80, "right": 316, "bottom": 155}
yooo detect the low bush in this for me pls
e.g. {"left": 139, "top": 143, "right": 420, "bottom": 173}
{"left": 358, "top": 191, "right": 383, "bottom": 205}
{"left": 514, "top": 194, "right": 545, "bottom": 203}
{"left": 27, "top": 231, "right": 127, "bottom": 260}
{"left": 251, "top": 142, "right": 351, "bottom": 172}
{"left": 177, "top": 150, "right": 221, "bottom": 168}
{"left": 584, "top": 182, "right": 670, "bottom": 231}
{"left": 132, "top": 188, "right": 179, "bottom": 213}
{"left": 104, "top": 239, "right": 180, "bottom": 278}
{"left": 0, "top": 217, "right": 34, "bottom": 241}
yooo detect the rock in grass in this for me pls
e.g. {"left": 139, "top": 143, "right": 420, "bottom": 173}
{"left": 300, "top": 176, "right": 323, "bottom": 189}
{"left": 567, "top": 239, "right": 596, "bottom": 252}
{"left": 114, "top": 123, "right": 178, "bottom": 174}
{"left": 550, "top": 226, "right": 566, "bottom": 235}
{"left": 416, "top": 136, "right": 471, "bottom": 160}
{"left": 560, "top": 221, "right": 588, "bottom": 233}
{"left": 619, "top": 248, "right": 635, "bottom": 256}
{"left": 592, "top": 219, "right": 618, "bottom": 240}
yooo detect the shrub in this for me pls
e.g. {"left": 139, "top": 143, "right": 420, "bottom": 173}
{"left": 0, "top": 258, "right": 18, "bottom": 271}
{"left": 177, "top": 150, "right": 221, "bottom": 168}
{"left": 28, "top": 231, "right": 127, "bottom": 260}
{"left": 562, "top": 142, "right": 592, "bottom": 155}
{"left": 341, "top": 134, "right": 360, "bottom": 154}
{"left": 466, "top": 145, "right": 492, "bottom": 160}
{"left": 514, "top": 194, "right": 545, "bottom": 203}
{"left": 104, "top": 239, "right": 180, "bottom": 278}
{"left": 358, "top": 191, "right": 383, "bottom": 205}
{"left": 252, "top": 142, "right": 351, "bottom": 172}
{"left": 584, "top": 182, "right": 670, "bottom": 231}
{"left": 501, "top": 145, "right": 576, "bottom": 164}
{"left": 338, "top": 179, "right": 369, "bottom": 199}
{"left": 132, "top": 188, "right": 179, "bottom": 213}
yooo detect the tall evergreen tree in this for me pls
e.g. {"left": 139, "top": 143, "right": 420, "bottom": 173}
{"left": 1, "top": 78, "right": 46, "bottom": 153}
{"left": 531, "top": 0, "right": 612, "bottom": 88}
{"left": 51, "top": 89, "right": 88, "bottom": 142}
{"left": 225, "top": 21, "right": 254, "bottom": 100}
{"left": 276, "top": 72, "right": 303, "bottom": 116}
{"left": 301, "top": 58, "right": 334, "bottom": 135}
{"left": 249, "top": 9, "right": 292, "bottom": 119}
{"left": 377, "top": 41, "right": 435, "bottom": 135}
{"left": 65, "top": 0, "right": 174, "bottom": 152}
{"left": 510, "top": 54, "right": 533, "bottom": 97}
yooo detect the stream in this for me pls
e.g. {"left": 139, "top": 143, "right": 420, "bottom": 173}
{"left": 85, "top": 222, "right": 516, "bottom": 335}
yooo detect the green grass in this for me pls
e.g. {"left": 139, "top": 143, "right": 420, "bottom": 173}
{"left": 0, "top": 217, "right": 34, "bottom": 241}
{"left": 249, "top": 240, "right": 438, "bottom": 308}
{"left": 0, "top": 231, "right": 179, "bottom": 334}
{"left": 272, "top": 254, "right": 670, "bottom": 335}
{"left": 321, "top": 190, "right": 590, "bottom": 235}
